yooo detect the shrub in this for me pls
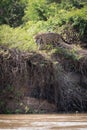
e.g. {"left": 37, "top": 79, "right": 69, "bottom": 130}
{"left": 23, "top": 0, "right": 59, "bottom": 22}
{"left": 0, "top": 25, "right": 37, "bottom": 51}
{"left": 0, "top": 0, "right": 26, "bottom": 27}
{"left": 60, "top": 0, "right": 83, "bottom": 10}
{"left": 65, "top": 7, "right": 87, "bottom": 42}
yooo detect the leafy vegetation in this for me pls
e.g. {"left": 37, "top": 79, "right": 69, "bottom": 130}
{"left": 0, "top": 0, "right": 87, "bottom": 51}
{"left": 0, "top": 0, "right": 26, "bottom": 27}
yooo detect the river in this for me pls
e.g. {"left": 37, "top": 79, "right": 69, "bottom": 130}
{"left": 0, "top": 114, "right": 87, "bottom": 130}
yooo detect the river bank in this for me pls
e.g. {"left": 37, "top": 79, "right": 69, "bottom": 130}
{"left": 0, "top": 44, "right": 87, "bottom": 113}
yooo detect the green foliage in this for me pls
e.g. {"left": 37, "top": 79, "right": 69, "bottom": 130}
{"left": 65, "top": 7, "right": 87, "bottom": 41}
{"left": 0, "top": 0, "right": 87, "bottom": 51}
{"left": 60, "top": 0, "right": 83, "bottom": 10}
{"left": 15, "top": 109, "right": 22, "bottom": 114}
{"left": 0, "top": 25, "right": 37, "bottom": 51}
{"left": 46, "top": 0, "right": 61, "bottom": 3}
{"left": 23, "top": 0, "right": 59, "bottom": 22}
{"left": 51, "top": 46, "right": 82, "bottom": 61}
{"left": 23, "top": 0, "right": 47, "bottom": 21}
{"left": 4, "top": 109, "right": 13, "bottom": 114}
{"left": 47, "top": 9, "right": 67, "bottom": 30}
{"left": 47, "top": 6, "right": 87, "bottom": 40}
{"left": 0, "top": 0, "right": 26, "bottom": 27}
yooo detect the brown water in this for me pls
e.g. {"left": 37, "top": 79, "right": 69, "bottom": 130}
{"left": 0, "top": 114, "right": 87, "bottom": 130}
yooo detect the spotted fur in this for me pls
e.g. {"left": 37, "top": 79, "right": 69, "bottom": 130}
{"left": 34, "top": 32, "right": 66, "bottom": 50}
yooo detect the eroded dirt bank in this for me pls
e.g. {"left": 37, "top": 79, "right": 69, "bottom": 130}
{"left": 0, "top": 45, "right": 87, "bottom": 113}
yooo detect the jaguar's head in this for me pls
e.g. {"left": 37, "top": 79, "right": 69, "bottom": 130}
{"left": 34, "top": 34, "right": 44, "bottom": 50}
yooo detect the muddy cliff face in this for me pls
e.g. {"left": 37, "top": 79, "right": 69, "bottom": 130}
{"left": 0, "top": 45, "right": 87, "bottom": 113}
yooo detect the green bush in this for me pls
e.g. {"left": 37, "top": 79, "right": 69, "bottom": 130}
{"left": 65, "top": 7, "right": 87, "bottom": 41}
{"left": 0, "top": 25, "right": 37, "bottom": 51}
{"left": 60, "top": 0, "right": 83, "bottom": 10}
{"left": 23, "top": 0, "right": 59, "bottom": 22}
{"left": 0, "top": 0, "right": 26, "bottom": 27}
{"left": 0, "top": 0, "right": 87, "bottom": 51}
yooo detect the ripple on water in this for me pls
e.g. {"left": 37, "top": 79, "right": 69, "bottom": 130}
{"left": 32, "top": 121, "right": 87, "bottom": 127}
